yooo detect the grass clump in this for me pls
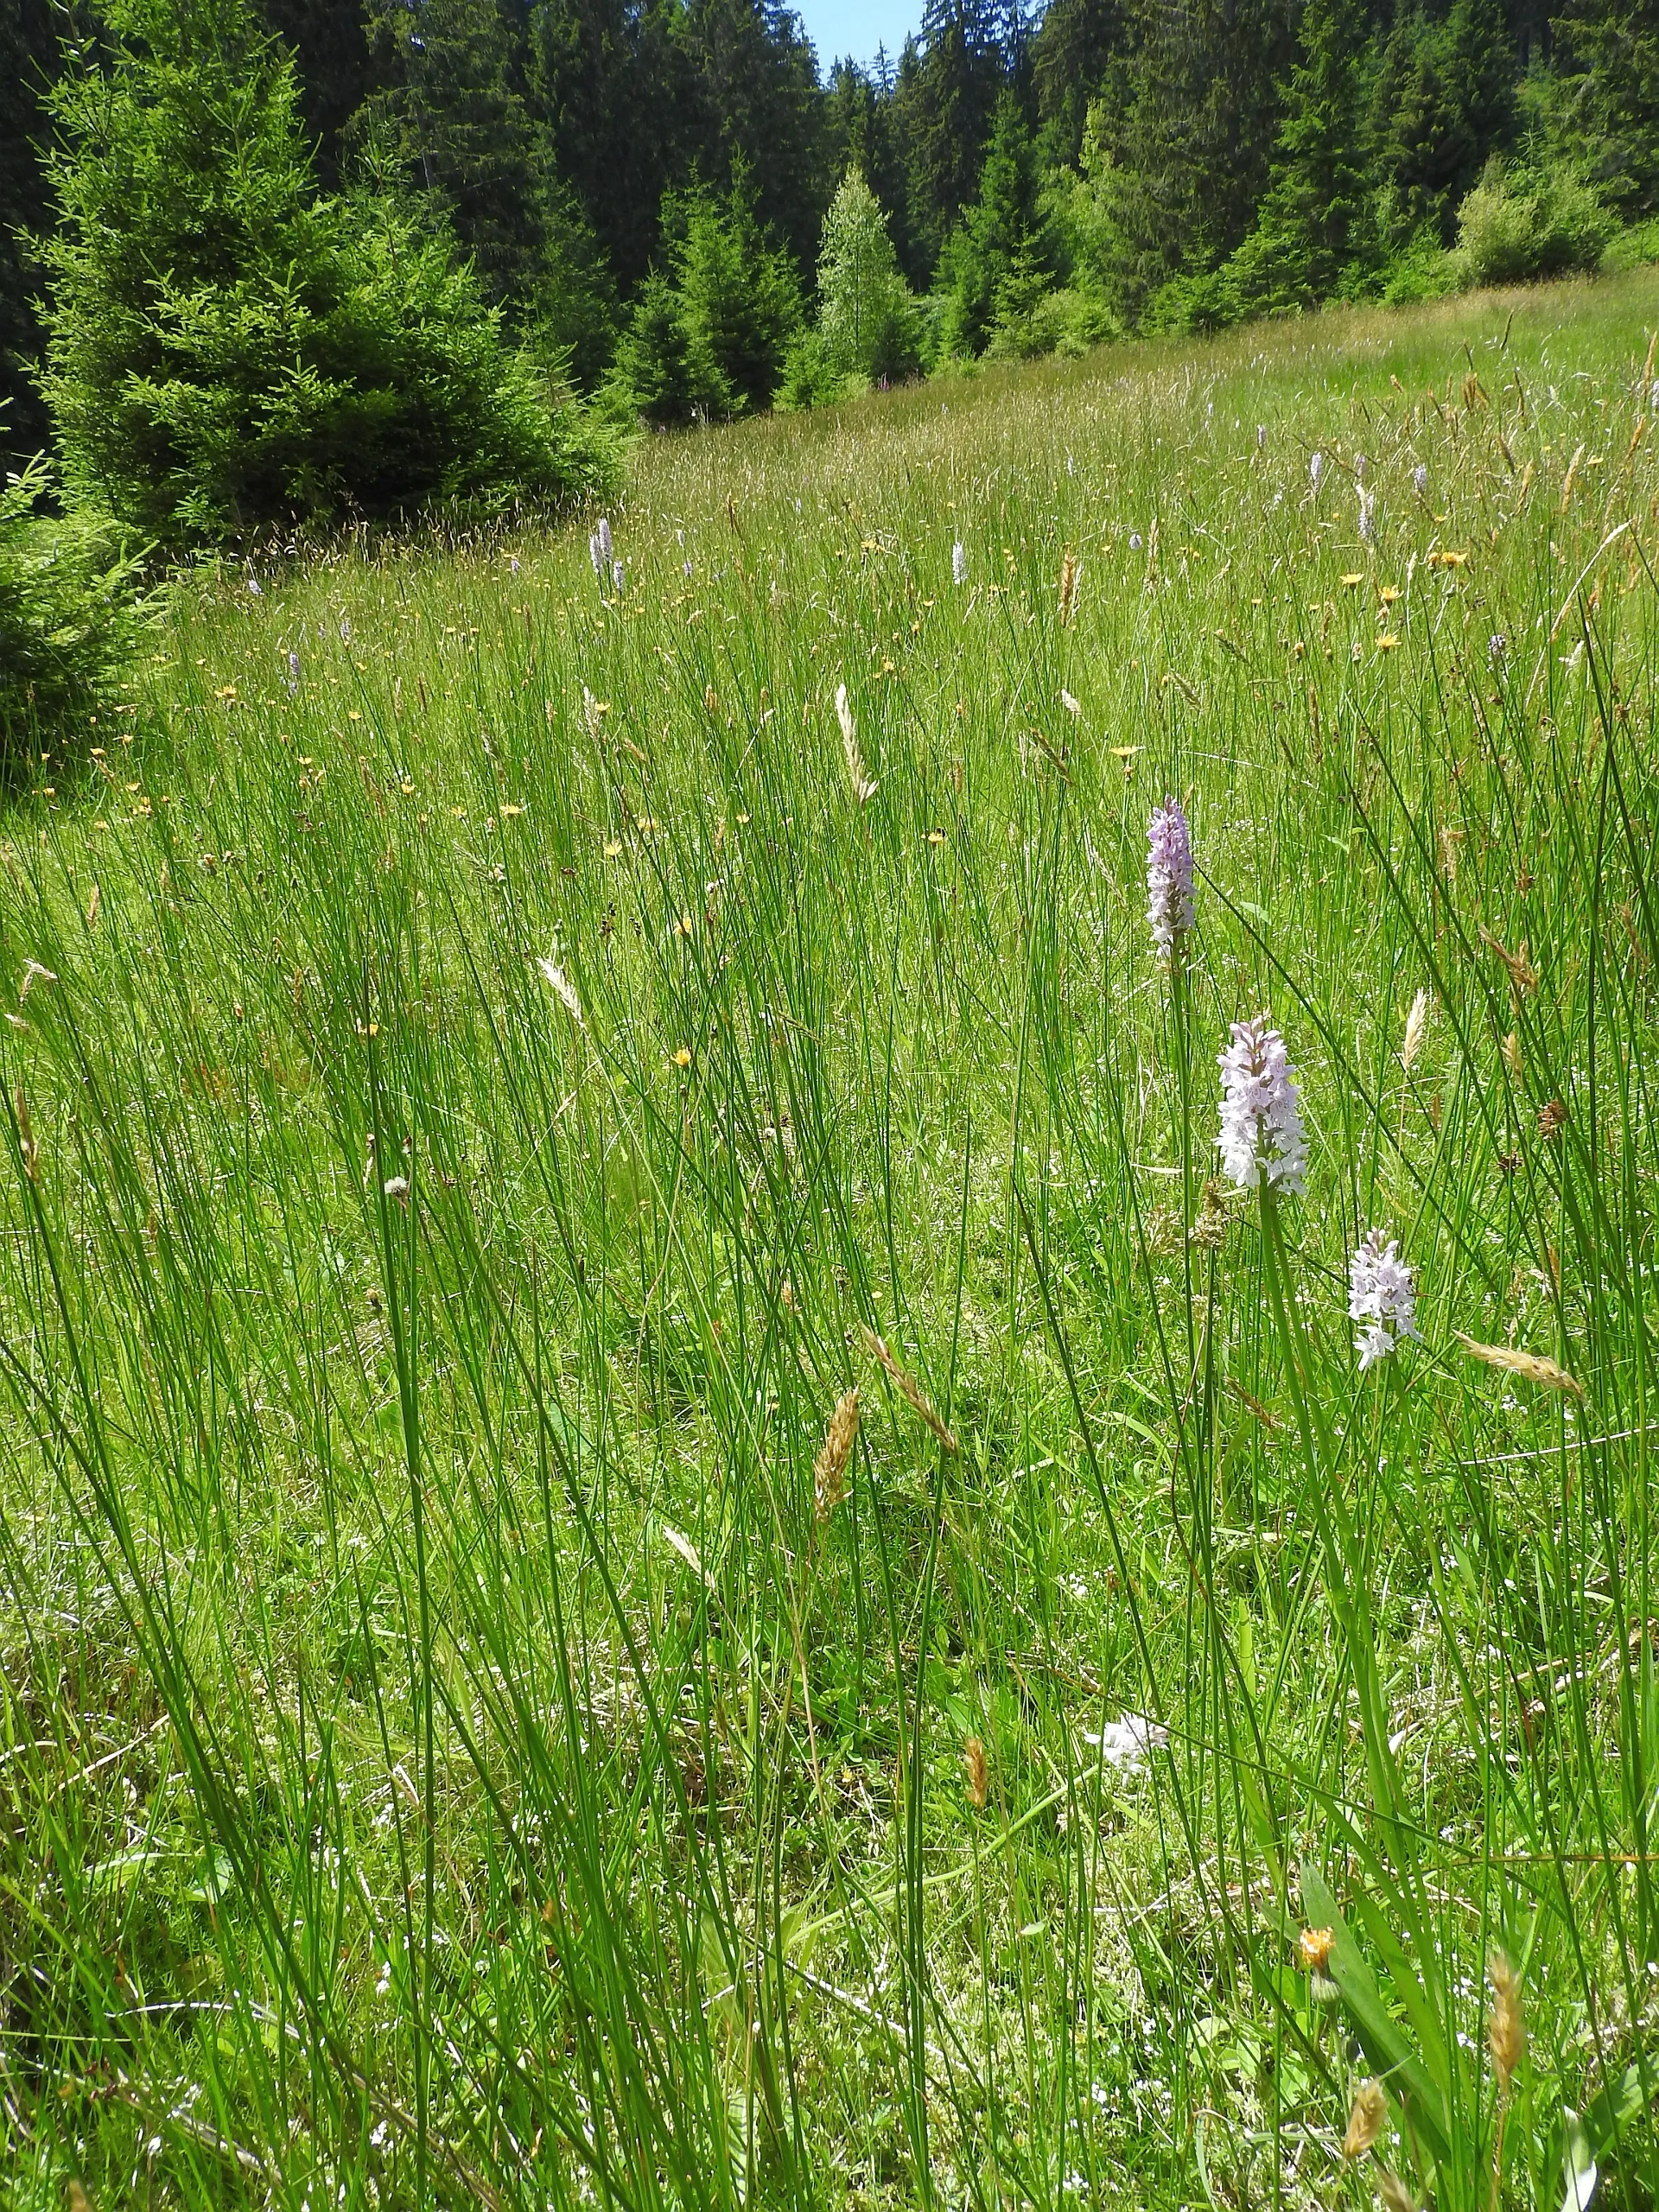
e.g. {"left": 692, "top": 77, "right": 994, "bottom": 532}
{"left": 3, "top": 270, "right": 1659, "bottom": 2210}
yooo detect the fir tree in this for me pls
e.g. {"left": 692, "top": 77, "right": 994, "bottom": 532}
{"left": 40, "top": 0, "right": 611, "bottom": 544}
{"left": 613, "top": 178, "right": 801, "bottom": 422}
{"left": 942, "top": 86, "right": 1048, "bottom": 354}
{"left": 673, "top": 176, "right": 802, "bottom": 412}
{"left": 611, "top": 265, "right": 699, "bottom": 422}
{"left": 1553, "top": 0, "right": 1659, "bottom": 216}
{"left": 1230, "top": 0, "right": 1376, "bottom": 310}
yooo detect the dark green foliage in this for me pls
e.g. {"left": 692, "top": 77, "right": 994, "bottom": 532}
{"left": 1552, "top": 0, "right": 1659, "bottom": 218}
{"left": 612, "top": 181, "right": 801, "bottom": 423}
{"left": 1372, "top": 0, "right": 1517, "bottom": 242}
{"left": 680, "top": 0, "right": 832, "bottom": 275}
{"left": 1030, "top": 0, "right": 1122, "bottom": 169}
{"left": 39, "top": 0, "right": 614, "bottom": 547}
{"left": 900, "top": 0, "right": 1004, "bottom": 272}
{"left": 673, "top": 180, "right": 802, "bottom": 412}
{"left": 530, "top": 0, "right": 695, "bottom": 296}
{"left": 353, "top": 0, "right": 553, "bottom": 309}
{"left": 1084, "top": 0, "right": 1299, "bottom": 325}
{"left": 349, "top": 0, "right": 618, "bottom": 383}
{"left": 259, "top": 0, "right": 378, "bottom": 185}
{"left": 0, "top": 448, "right": 149, "bottom": 760}
{"left": 0, "top": 0, "right": 60, "bottom": 468}
{"left": 940, "top": 87, "right": 1050, "bottom": 355}
{"left": 1227, "top": 0, "right": 1377, "bottom": 314}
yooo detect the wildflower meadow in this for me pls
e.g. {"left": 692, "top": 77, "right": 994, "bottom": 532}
{"left": 4, "top": 271, "right": 1659, "bottom": 2210}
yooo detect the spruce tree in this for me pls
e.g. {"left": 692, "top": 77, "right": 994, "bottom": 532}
{"left": 0, "top": 0, "right": 59, "bottom": 466}
{"left": 942, "top": 86, "right": 1048, "bottom": 354}
{"left": 260, "top": 0, "right": 379, "bottom": 186}
{"left": 905, "top": 0, "right": 1003, "bottom": 270}
{"left": 1553, "top": 0, "right": 1659, "bottom": 216}
{"left": 1230, "top": 0, "right": 1376, "bottom": 310}
{"left": 1374, "top": 0, "right": 1516, "bottom": 240}
{"left": 680, "top": 0, "right": 833, "bottom": 274}
{"left": 613, "top": 179, "right": 801, "bottom": 423}
{"left": 673, "top": 177, "right": 802, "bottom": 413}
{"left": 1030, "top": 0, "right": 1124, "bottom": 168}
{"left": 530, "top": 0, "right": 694, "bottom": 296}
{"left": 1087, "top": 0, "right": 1297, "bottom": 325}
{"left": 40, "top": 0, "right": 612, "bottom": 545}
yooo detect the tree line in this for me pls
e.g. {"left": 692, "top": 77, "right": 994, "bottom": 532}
{"left": 3, "top": 0, "right": 1656, "bottom": 494}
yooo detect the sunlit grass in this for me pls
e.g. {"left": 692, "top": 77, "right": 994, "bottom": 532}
{"left": 3, "top": 269, "right": 1659, "bottom": 2210}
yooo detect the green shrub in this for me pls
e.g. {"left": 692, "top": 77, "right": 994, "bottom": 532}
{"left": 0, "top": 453, "right": 149, "bottom": 762}
{"left": 1380, "top": 226, "right": 1459, "bottom": 302}
{"left": 774, "top": 328, "right": 855, "bottom": 411}
{"left": 39, "top": 0, "right": 614, "bottom": 550}
{"left": 1451, "top": 159, "right": 1614, "bottom": 288}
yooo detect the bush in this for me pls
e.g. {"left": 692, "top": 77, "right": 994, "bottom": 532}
{"left": 39, "top": 0, "right": 614, "bottom": 550}
{"left": 1451, "top": 159, "right": 1614, "bottom": 288}
{"left": 1380, "top": 226, "right": 1459, "bottom": 302}
{"left": 0, "top": 453, "right": 150, "bottom": 761}
{"left": 774, "top": 329, "right": 855, "bottom": 411}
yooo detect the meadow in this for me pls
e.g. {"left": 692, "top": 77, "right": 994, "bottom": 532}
{"left": 4, "top": 268, "right": 1659, "bottom": 2211}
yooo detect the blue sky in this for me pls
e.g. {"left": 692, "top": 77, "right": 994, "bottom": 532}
{"left": 792, "top": 0, "right": 922, "bottom": 75}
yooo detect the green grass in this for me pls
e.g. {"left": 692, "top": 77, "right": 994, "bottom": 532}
{"left": 5, "top": 268, "right": 1659, "bottom": 2210}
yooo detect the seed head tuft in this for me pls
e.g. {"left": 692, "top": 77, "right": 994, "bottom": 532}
{"left": 1343, "top": 2079, "right": 1388, "bottom": 2159}
{"left": 963, "top": 1735, "right": 988, "bottom": 1808}
{"left": 814, "top": 1388, "right": 859, "bottom": 1521}
{"left": 1487, "top": 1951, "right": 1526, "bottom": 2094}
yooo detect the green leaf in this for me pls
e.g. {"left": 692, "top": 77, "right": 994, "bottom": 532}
{"left": 1299, "top": 1859, "right": 1452, "bottom": 2167}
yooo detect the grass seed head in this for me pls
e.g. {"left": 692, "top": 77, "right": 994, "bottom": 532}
{"left": 1480, "top": 926, "right": 1540, "bottom": 998}
{"left": 1487, "top": 1951, "right": 1525, "bottom": 2092}
{"left": 836, "top": 684, "right": 877, "bottom": 804}
{"left": 1457, "top": 1334, "right": 1582, "bottom": 1397}
{"left": 1343, "top": 2078, "right": 1389, "bottom": 2158}
{"left": 1402, "top": 988, "right": 1429, "bottom": 1071}
{"left": 860, "top": 1325, "right": 959, "bottom": 1452}
{"left": 963, "top": 1735, "right": 988, "bottom": 1808}
{"left": 15, "top": 1086, "right": 39, "bottom": 1183}
{"left": 1058, "top": 547, "right": 1079, "bottom": 625}
{"left": 814, "top": 1388, "right": 859, "bottom": 1521}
